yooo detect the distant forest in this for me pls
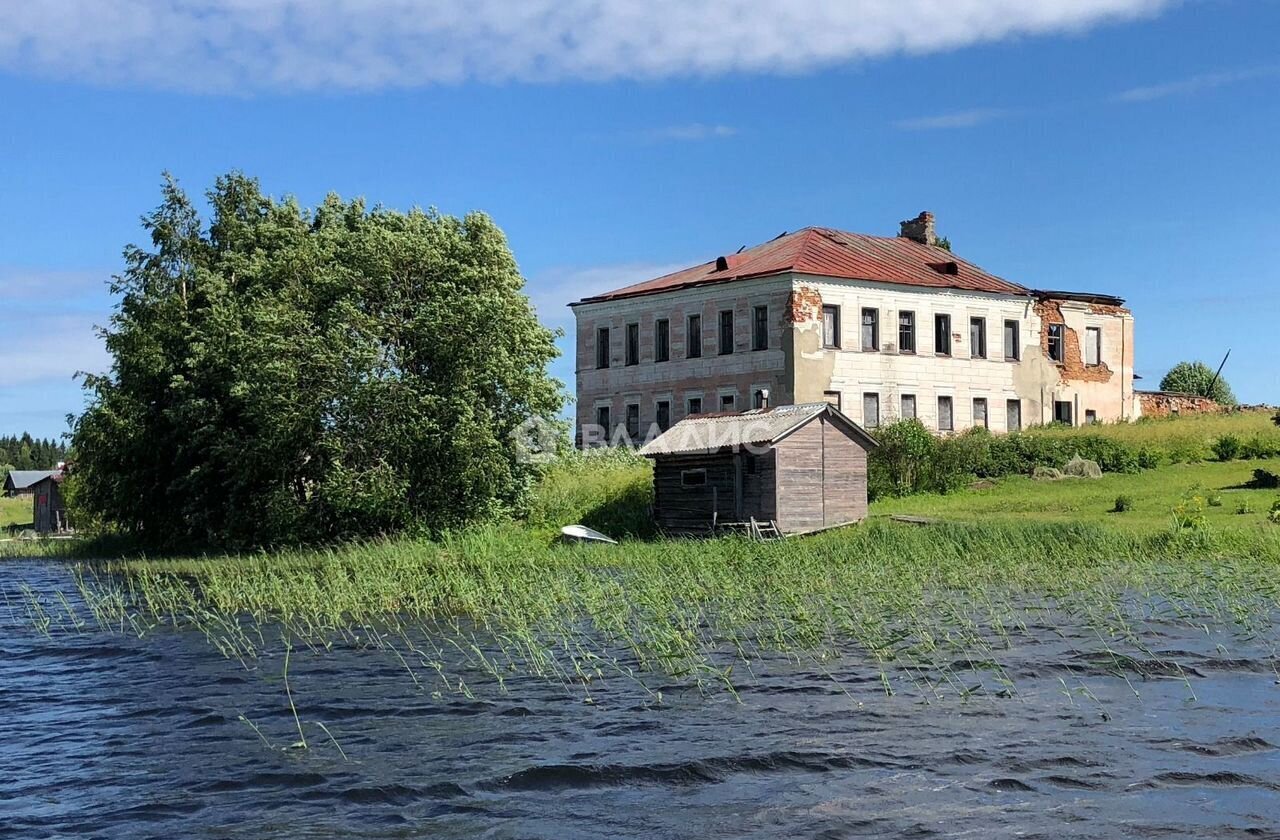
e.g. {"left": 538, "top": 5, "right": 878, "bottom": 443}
{"left": 0, "top": 434, "right": 68, "bottom": 472}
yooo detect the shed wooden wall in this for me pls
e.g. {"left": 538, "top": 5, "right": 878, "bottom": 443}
{"left": 32, "top": 479, "right": 66, "bottom": 534}
{"left": 774, "top": 415, "right": 869, "bottom": 533}
{"left": 652, "top": 453, "right": 738, "bottom": 535}
{"left": 822, "top": 418, "right": 868, "bottom": 526}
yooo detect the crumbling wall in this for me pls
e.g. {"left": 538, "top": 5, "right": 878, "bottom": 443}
{"left": 1034, "top": 299, "right": 1115, "bottom": 384}
{"left": 1138, "top": 391, "right": 1221, "bottom": 418}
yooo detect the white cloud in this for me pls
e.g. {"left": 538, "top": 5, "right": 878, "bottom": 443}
{"left": 0, "top": 268, "right": 112, "bottom": 388}
{"left": 0, "top": 0, "right": 1173, "bottom": 92}
{"left": 1113, "top": 65, "right": 1280, "bottom": 103}
{"left": 893, "top": 108, "right": 1009, "bottom": 130}
{"left": 642, "top": 124, "right": 738, "bottom": 142}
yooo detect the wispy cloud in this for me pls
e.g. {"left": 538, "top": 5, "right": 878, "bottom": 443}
{"left": 893, "top": 108, "right": 1010, "bottom": 131}
{"left": 1113, "top": 65, "right": 1280, "bottom": 103}
{"left": 642, "top": 123, "right": 738, "bottom": 142}
{"left": 0, "top": 1, "right": 1173, "bottom": 93}
{"left": 0, "top": 268, "right": 112, "bottom": 388}
{"left": 527, "top": 261, "right": 689, "bottom": 331}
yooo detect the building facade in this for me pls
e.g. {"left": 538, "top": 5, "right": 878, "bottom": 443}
{"left": 571, "top": 213, "right": 1138, "bottom": 445}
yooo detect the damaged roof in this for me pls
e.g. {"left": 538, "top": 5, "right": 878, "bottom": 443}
{"left": 638, "top": 402, "right": 878, "bottom": 458}
{"left": 573, "top": 227, "right": 1032, "bottom": 304}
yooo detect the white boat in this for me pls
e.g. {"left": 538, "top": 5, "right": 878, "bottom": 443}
{"left": 558, "top": 524, "right": 619, "bottom": 545}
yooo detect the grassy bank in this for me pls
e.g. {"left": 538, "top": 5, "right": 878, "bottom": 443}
{"left": 1, "top": 496, "right": 32, "bottom": 530}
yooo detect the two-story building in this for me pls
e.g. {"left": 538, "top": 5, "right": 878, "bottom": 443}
{"left": 571, "top": 212, "right": 1138, "bottom": 446}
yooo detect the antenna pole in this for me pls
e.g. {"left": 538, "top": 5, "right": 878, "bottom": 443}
{"left": 1205, "top": 350, "right": 1231, "bottom": 399}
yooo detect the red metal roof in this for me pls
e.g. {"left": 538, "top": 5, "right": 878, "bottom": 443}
{"left": 573, "top": 227, "right": 1031, "bottom": 304}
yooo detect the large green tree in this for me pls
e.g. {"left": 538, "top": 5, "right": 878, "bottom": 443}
{"left": 72, "top": 173, "right": 562, "bottom": 548}
{"left": 1159, "top": 361, "right": 1237, "bottom": 406}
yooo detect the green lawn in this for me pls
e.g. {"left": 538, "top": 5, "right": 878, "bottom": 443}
{"left": 870, "top": 459, "right": 1280, "bottom": 534}
{"left": 0, "top": 495, "right": 32, "bottom": 530}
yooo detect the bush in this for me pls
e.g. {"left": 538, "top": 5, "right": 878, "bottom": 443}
{"left": 1211, "top": 434, "right": 1242, "bottom": 462}
{"left": 1273, "top": 409, "right": 1280, "bottom": 428}
{"left": 1249, "top": 469, "right": 1280, "bottom": 490}
{"left": 1236, "top": 501, "right": 1254, "bottom": 515}
{"left": 1270, "top": 499, "right": 1280, "bottom": 525}
{"left": 1112, "top": 494, "right": 1134, "bottom": 513}
{"left": 1207, "top": 494, "right": 1224, "bottom": 507}
{"left": 868, "top": 419, "right": 938, "bottom": 500}
{"left": 1136, "top": 446, "right": 1163, "bottom": 469}
{"left": 1240, "top": 435, "right": 1278, "bottom": 460}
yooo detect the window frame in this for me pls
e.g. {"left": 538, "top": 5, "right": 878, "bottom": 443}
{"left": 1054, "top": 400, "right": 1074, "bottom": 426}
{"left": 934, "top": 314, "right": 952, "bottom": 356}
{"left": 1047, "top": 324, "right": 1065, "bottom": 363}
{"left": 901, "top": 393, "right": 917, "bottom": 420}
{"left": 686, "top": 314, "right": 702, "bottom": 359}
{"left": 654, "top": 318, "right": 670, "bottom": 363}
{"left": 752, "top": 389, "right": 766, "bottom": 409}
{"left": 595, "top": 404, "right": 611, "bottom": 433}
{"left": 686, "top": 396, "right": 703, "bottom": 416}
{"left": 862, "top": 392, "right": 880, "bottom": 428}
{"left": 970, "top": 317, "right": 987, "bottom": 359}
{"left": 595, "top": 326, "right": 610, "bottom": 369}
{"left": 719, "top": 393, "right": 736, "bottom": 412}
{"left": 1006, "top": 399, "right": 1022, "bottom": 432}
{"left": 972, "top": 397, "right": 988, "bottom": 429}
{"left": 898, "top": 310, "right": 916, "bottom": 354}
{"left": 1003, "top": 319, "right": 1020, "bottom": 361}
{"left": 718, "top": 309, "right": 735, "bottom": 356}
{"left": 752, "top": 305, "right": 769, "bottom": 351}
{"left": 625, "top": 402, "right": 640, "bottom": 439}
{"left": 680, "top": 469, "right": 707, "bottom": 488}
{"left": 625, "top": 322, "right": 640, "bottom": 366}
{"left": 1084, "top": 326, "right": 1101, "bottom": 366}
{"left": 823, "top": 390, "right": 842, "bottom": 411}
{"left": 937, "top": 395, "right": 954, "bottom": 431}
{"left": 656, "top": 400, "right": 671, "bottom": 432}
{"left": 822, "top": 305, "right": 841, "bottom": 349}
{"left": 861, "top": 307, "right": 879, "bottom": 352}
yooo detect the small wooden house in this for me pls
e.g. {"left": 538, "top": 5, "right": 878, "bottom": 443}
{"left": 4, "top": 470, "right": 58, "bottom": 498}
{"left": 638, "top": 402, "right": 878, "bottom": 536}
{"left": 31, "top": 472, "right": 68, "bottom": 534}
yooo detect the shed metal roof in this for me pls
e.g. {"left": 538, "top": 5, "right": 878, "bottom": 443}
{"left": 4, "top": 470, "right": 59, "bottom": 490}
{"left": 638, "top": 402, "right": 878, "bottom": 458}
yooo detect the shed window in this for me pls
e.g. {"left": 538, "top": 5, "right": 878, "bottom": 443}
{"left": 934, "top": 314, "right": 951, "bottom": 356}
{"left": 861, "top": 308, "right": 879, "bottom": 351}
{"left": 625, "top": 403, "right": 640, "bottom": 440}
{"left": 680, "top": 469, "right": 707, "bottom": 488}
{"left": 752, "top": 305, "right": 768, "bottom": 351}
{"left": 1047, "top": 324, "right": 1065, "bottom": 363}
{"left": 973, "top": 397, "right": 988, "bottom": 429}
{"left": 899, "top": 311, "right": 915, "bottom": 353}
{"left": 687, "top": 397, "right": 702, "bottom": 416}
{"left": 655, "top": 319, "right": 670, "bottom": 363}
{"left": 686, "top": 314, "right": 702, "bottom": 359}
{"left": 656, "top": 400, "right": 671, "bottom": 432}
{"left": 719, "top": 394, "right": 736, "bottom": 412}
{"left": 625, "top": 323, "right": 639, "bottom": 366}
{"left": 1003, "top": 320, "right": 1020, "bottom": 361}
{"left": 863, "top": 392, "right": 880, "bottom": 428}
{"left": 718, "top": 310, "right": 734, "bottom": 355}
{"left": 823, "top": 390, "right": 842, "bottom": 410}
{"left": 901, "top": 393, "right": 917, "bottom": 420}
{"left": 1085, "top": 327, "right": 1101, "bottom": 366}
{"left": 938, "top": 396, "right": 954, "bottom": 431}
{"left": 1006, "top": 399, "right": 1022, "bottom": 432}
{"left": 970, "top": 317, "right": 987, "bottom": 359}
{"left": 1054, "top": 400, "right": 1074, "bottom": 425}
{"left": 822, "top": 305, "right": 841, "bottom": 348}
{"left": 595, "top": 327, "right": 610, "bottom": 369}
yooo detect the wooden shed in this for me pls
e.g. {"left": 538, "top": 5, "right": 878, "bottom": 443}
{"left": 638, "top": 402, "right": 878, "bottom": 536}
{"left": 31, "top": 472, "right": 68, "bottom": 534}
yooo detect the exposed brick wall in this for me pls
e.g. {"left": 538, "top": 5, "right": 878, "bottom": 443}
{"left": 786, "top": 286, "right": 822, "bottom": 323}
{"left": 1138, "top": 391, "right": 1221, "bottom": 418}
{"left": 1035, "top": 299, "right": 1114, "bottom": 384}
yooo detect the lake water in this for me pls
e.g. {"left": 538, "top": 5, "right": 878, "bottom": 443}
{"left": 3, "top": 559, "right": 1279, "bottom": 839}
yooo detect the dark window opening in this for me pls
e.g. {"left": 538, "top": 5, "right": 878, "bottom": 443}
{"left": 1003, "top": 319, "right": 1020, "bottom": 361}
{"left": 720, "top": 393, "right": 736, "bottom": 412}
{"left": 970, "top": 317, "right": 986, "bottom": 359}
{"left": 625, "top": 403, "right": 640, "bottom": 439}
{"left": 656, "top": 400, "right": 671, "bottom": 432}
{"left": 625, "top": 323, "right": 639, "bottom": 366}
{"left": 1085, "top": 409, "right": 1098, "bottom": 425}
{"left": 595, "top": 327, "right": 610, "bottom": 369}
{"left": 687, "top": 397, "right": 702, "bottom": 416}
{"left": 899, "top": 311, "right": 915, "bottom": 354}
{"left": 973, "top": 397, "right": 988, "bottom": 429}
{"left": 938, "top": 396, "right": 954, "bottom": 431}
{"left": 861, "top": 308, "right": 879, "bottom": 351}
{"left": 655, "top": 318, "right": 669, "bottom": 363}
{"left": 752, "top": 389, "right": 766, "bottom": 409}
{"left": 718, "top": 310, "right": 734, "bottom": 355}
{"left": 595, "top": 405, "right": 610, "bottom": 433}
{"left": 680, "top": 469, "right": 707, "bottom": 488}
{"left": 822, "top": 305, "right": 841, "bottom": 348}
{"left": 1006, "top": 399, "right": 1022, "bottom": 432}
{"left": 686, "top": 314, "right": 702, "bottom": 359}
{"left": 1054, "top": 400, "right": 1073, "bottom": 425}
{"left": 752, "top": 305, "right": 768, "bottom": 351}
{"left": 1047, "top": 324, "right": 1065, "bottom": 363}
{"left": 863, "top": 392, "right": 880, "bottom": 428}
{"left": 935, "top": 314, "right": 952, "bottom": 356}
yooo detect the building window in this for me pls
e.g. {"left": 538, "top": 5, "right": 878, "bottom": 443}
{"left": 752, "top": 389, "right": 766, "bottom": 409}
{"left": 656, "top": 400, "right": 671, "bottom": 432}
{"left": 938, "top": 396, "right": 954, "bottom": 431}
{"left": 625, "top": 403, "right": 640, "bottom": 440}
{"left": 686, "top": 314, "right": 702, "bottom": 359}
{"left": 655, "top": 319, "right": 670, "bottom": 363}
{"left": 863, "top": 392, "right": 880, "bottom": 428}
{"left": 861, "top": 308, "right": 879, "bottom": 351}
{"left": 1003, "top": 320, "right": 1020, "bottom": 361}
{"left": 1047, "top": 324, "right": 1065, "bottom": 363}
{"left": 823, "top": 390, "right": 842, "bottom": 410}
{"left": 752, "top": 305, "right": 768, "bottom": 351}
{"left": 1085, "top": 327, "right": 1101, "bottom": 366}
{"left": 1006, "top": 399, "right": 1021, "bottom": 432}
{"left": 899, "top": 311, "right": 915, "bottom": 354}
{"left": 822, "top": 305, "right": 841, "bottom": 348}
{"left": 1085, "top": 409, "right": 1098, "bottom": 425}
{"left": 595, "top": 327, "right": 610, "bottom": 369}
{"left": 970, "top": 317, "right": 987, "bottom": 359}
{"left": 595, "top": 405, "right": 611, "bottom": 433}
{"left": 718, "top": 310, "right": 734, "bottom": 355}
{"left": 935, "top": 314, "right": 952, "bottom": 356}
{"left": 625, "top": 323, "right": 639, "bottom": 366}
{"left": 681, "top": 469, "right": 707, "bottom": 488}
{"left": 901, "top": 394, "right": 916, "bottom": 420}
{"left": 973, "top": 397, "right": 988, "bottom": 429}
{"left": 720, "top": 393, "right": 736, "bottom": 412}
{"left": 687, "top": 396, "right": 702, "bottom": 415}
{"left": 1054, "top": 400, "right": 1073, "bottom": 426}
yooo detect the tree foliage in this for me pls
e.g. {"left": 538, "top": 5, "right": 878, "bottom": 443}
{"left": 72, "top": 173, "right": 563, "bottom": 549}
{"left": 0, "top": 433, "right": 67, "bottom": 472}
{"left": 1159, "top": 361, "right": 1237, "bottom": 406}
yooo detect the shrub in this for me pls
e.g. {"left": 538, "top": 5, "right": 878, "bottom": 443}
{"left": 1248, "top": 469, "right": 1280, "bottom": 490}
{"left": 1270, "top": 499, "right": 1280, "bottom": 525}
{"left": 1236, "top": 501, "right": 1254, "bottom": 515}
{"left": 1211, "top": 434, "right": 1242, "bottom": 462}
{"left": 1171, "top": 492, "right": 1208, "bottom": 531}
{"left": 1112, "top": 494, "right": 1134, "bottom": 513}
{"left": 1207, "top": 494, "right": 1224, "bottom": 507}
{"left": 1240, "top": 435, "right": 1278, "bottom": 460}
{"left": 1136, "top": 446, "right": 1163, "bottom": 470}
{"left": 867, "top": 419, "right": 937, "bottom": 500}
{"left": 1273, "top": 409, "right": 1280, "bottom": 428}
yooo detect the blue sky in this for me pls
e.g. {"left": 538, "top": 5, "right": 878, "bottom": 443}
{"left": 1, "top": 0, "right": 1277, "bottom": 439}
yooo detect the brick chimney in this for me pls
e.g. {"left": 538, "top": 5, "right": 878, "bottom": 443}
{"left": 899, "top": 211, "right": 936, "bottom": 246}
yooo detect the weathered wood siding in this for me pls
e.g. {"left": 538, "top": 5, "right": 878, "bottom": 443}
{"left": 822, "top": 418, "right": 868, "bottom": 526}
{"left": 774, "top": 415, "right": 870, "bottom": 533}
{"left": 740, "top": 449, "right": 777, "bottom": 523}
{"left": 32, "top": 478, "right": 66, "bottom": 534}
{"left": 652, "top": 453, "right": 739, "bottom": 535}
